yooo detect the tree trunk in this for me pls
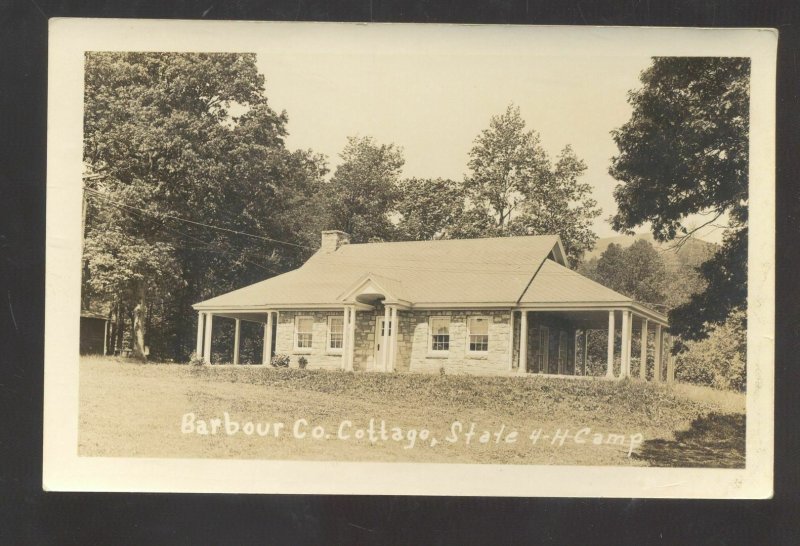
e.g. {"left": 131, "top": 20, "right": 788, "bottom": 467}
{"left": 132, "top": 283, "right": 148, "bottom": 361}
{"left": 106, "top": 308, "right": 114, "bottom": 356}
{"left": 115, "top": 302, "right": 124, "bottom": 355}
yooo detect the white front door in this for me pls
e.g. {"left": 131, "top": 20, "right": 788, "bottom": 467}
{"left": 373, "top": 317, "right": 391, "bottom": 371}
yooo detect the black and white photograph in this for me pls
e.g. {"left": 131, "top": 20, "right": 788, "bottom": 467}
{"left": 43, "top": 20, "right": 776, "bottom": 497}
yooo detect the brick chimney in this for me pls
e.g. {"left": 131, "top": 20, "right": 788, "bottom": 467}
{"left": 320, "top": 230, "right": 350, "bottom": 253}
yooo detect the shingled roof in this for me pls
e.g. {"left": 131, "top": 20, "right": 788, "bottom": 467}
{"left": 519, "top": 259, "right": 632, "bottom": 305}
{"left": 193, "top": 234, "right": 653, "bottom": 314}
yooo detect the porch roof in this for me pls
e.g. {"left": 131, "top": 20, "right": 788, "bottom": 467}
{"left": 519, "top": 259, "right": 631, "bottom": 304}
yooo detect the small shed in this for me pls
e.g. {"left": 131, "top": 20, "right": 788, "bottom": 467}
{"left": 79, "top": 310, "right": 112, "bottom": 355}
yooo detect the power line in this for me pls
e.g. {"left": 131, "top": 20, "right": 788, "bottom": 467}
{"left": 84, "top": 191, "right": 284, "bottom": 275}
{"left": 83, "top": 187, "right": 315, "bottom": 250}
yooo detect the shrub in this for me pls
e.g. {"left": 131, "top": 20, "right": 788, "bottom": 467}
{"left": 675, "top": 309, "right": 746, "bottom": 392}
{"left": 271, "top": 354, "right": 290, "bottom": 368}
{"left": 188, "top": 352, "right": 204, "bottom": 366}
{"left": 298, "top": 356, "right": 308, "bottom": 369}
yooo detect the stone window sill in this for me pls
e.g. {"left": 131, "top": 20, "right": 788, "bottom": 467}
{"left": 466, "top": 353, "right": 489, "bottom": 359}
{"left": 292, "top": 349, "right": 313, "bottom": 355}
{"left": 426, "top": 352, "right": 450, "bottom": 359}
{"left": 326, "top": 350, "right": 343, "bottom": 356}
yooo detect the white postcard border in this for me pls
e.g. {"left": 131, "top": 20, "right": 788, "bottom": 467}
{"left": 44, "top": 19, "right": 776, "bottom": 498}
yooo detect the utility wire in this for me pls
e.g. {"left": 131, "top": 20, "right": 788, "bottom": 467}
{"left": 84, "top": 191, "right": 284, "bottom": 275}
{"left": 83, "top": 187, "right": 315, "bottom": 250}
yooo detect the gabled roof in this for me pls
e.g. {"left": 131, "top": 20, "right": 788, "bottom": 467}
{"left": 194, "top": 234, "right": 564, "bottom": 309}
{"left": 338, "top": 272, "right": 410, "bottom": 303}
{"left": 193, "top": 233, "right": 669, "bottom": 325}
{"left": 518, "top": 259, "right": 632, "bottom": 305}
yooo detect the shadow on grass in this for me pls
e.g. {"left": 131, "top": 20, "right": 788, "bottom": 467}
{"left": 633, "top": 412, "right": 745, "bottom": 468}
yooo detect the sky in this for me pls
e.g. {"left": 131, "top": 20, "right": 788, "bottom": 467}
{"left": 255, "top": 50, "right": 723, "bottom": 243}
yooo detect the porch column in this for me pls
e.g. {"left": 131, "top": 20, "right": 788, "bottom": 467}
{"left": 621, "top": 311, "right": 631, "bottom": 378}
{"left": 507, "top": 310, "right": 515, "bottom": 371}
{"left": 639, "top": 318, "right": 648, "bottom": 380}
{"left": 606, "top": 310, "right": 615, "bottom": 378}
{"left": 582, "top": 329, "right": 589, "bottom": 376}
{"left": 519, "top": 311, "right": 528, "bottom": 374}
{"left": 346, "top": 306, "right": 356, "bottom": 371}
{"left": 341, "top": 307, "right": 349, "bottom": 370}
{"left": 262, "top": 311, "right": 273, "bottom": 365}
{"left": 628, "top": 313, "right": 634, "bottom": 376}
{"left": 103, "top": 320, "right": 109, "bottom": 356}
{"left": 653, "top": 324, "right": 663, "bottom": 382}
{"left": 388, "top": 306, "right": 398, "bottom": 372}
{"left": 203, "top": 313, "right": 213, "bottom": 364}
{"left": 195, "top": 312, "right": 204, "bottom": 358}
{"left": 573, "top": 331, "right": 579, "bottom": 375}
{"left": 666, "top": 334, "right": 676, "bottom": 383}
{"left": 233, "top": 319, "right": 241, "bottom": 365}
{"left": 381, "top": 305, "right": 391, "bottom": 372}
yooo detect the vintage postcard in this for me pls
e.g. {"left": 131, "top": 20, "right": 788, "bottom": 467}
{"left": 44, "top": 19, "right": 776, "bottom": 497}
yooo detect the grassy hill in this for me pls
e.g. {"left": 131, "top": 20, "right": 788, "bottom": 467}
{"left": 79, "top": 357, "right": 745, "bottom": 468}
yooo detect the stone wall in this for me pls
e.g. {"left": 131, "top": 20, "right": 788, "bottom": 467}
{"left": 352, "top": 309, "right": 377, "bottom": 372}
{"left": 271, "top": 308, "right": 576, "bottom": 377}
{"left": 351, "top": 308, "right": 413, "bottom": 372}
{"left": 406, "top": 309, "right": 513, "bottom": 376}
{"left": 274, "top": 310, "right": 346, "bottom": 370}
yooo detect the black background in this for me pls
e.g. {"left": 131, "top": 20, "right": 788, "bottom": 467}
{"left": 1, "top": 1, "right": 798, "bottom": 544}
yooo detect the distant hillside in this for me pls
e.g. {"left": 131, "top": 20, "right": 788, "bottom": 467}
{"left": 584, "top": 232, "right": 718, "bottom": 262}
{"left": 581, "top": 232, "right": 719, "bottom": 311}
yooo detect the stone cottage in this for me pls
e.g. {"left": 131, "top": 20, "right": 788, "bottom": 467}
{"left": 192, "top": 231, "right": 674, "bottom": 381}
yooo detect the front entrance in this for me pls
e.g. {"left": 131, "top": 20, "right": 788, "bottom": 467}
{"left": 373, "top": 317, "right": 392, "bottom": 371}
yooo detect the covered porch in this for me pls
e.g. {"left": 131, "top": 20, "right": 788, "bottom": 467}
{"left": 192, "top": 306, "right": 366, "bottom": 369}
{"left": 194, "top": 310, "right": 276, "bottom": 365}
{"left": 513, "top": 305, "right": 675, "bottom": 382}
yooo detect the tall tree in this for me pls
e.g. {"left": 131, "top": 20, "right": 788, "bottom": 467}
{"left": 508, "top": 144, "right": 601, "bottom": 265}
{"left": 609, "top": 57, "right": 750, "bottom": 340}
{"left": 464, "top": 104, "right": 601, "bottom": 265}
{"left": 83, "top": 52, "right": 326, "bottom": 360}
{"left": 323, "top": 136, "right": 404, "bottom": 243}
{"left": 580, "top": 240, "right": 667, "bottom": 308}
{"left": 394, "top": 178, "right": 466, "bottom": 240}
{"left": 464, "top": 104, "right": 550, "bottom": 230}
{"left": 669, "top": 229, "right": 747, "bottom": 340}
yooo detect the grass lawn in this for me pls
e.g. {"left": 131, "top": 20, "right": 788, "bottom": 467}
{"left": 79, "top": 356, "right": 745, "bottom": 467}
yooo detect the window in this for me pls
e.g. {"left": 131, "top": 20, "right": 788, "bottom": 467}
{"left": 294, "top": 316, "right": 313, "bottom": 350}
{"left": 429, "top": 317, "right": 450, "bottom": 352}
{"left": 379, "top": 318, "right": 391, "bottom": 337}
{"left": 467, "top": 317, "right": 489, "bottom": 352}
{"left": 558, "top": 330, "right": 567, "bottom": 373}
{"left": 327, "top": 316, "right": 343, "bottom": 351}
{"left": 538, "top": 327, "right": 549, "bottom": 373}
